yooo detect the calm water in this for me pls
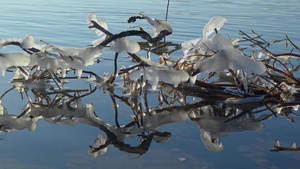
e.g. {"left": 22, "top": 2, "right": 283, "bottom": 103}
{"left": 1, "top": 0, "right": 300, "bottom": 169}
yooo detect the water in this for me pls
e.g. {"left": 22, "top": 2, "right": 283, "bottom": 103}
{"left": 1, "top": 0, "right": 300, "bottom": 169}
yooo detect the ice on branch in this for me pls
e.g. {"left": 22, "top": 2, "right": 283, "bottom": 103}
{"left": 129, "top": 63, "right": 189, "bottom": 90}
{"left": 181, "top": 16, "right": 266, "bottom": 75}
{"left": 30, "top": 45, "right": 105, "bottom": 78}
{"left": 42, "top": 45, "right": 105, "bottom": 67}
{"left": 88, "top": 13, "right": 140, "bottom": 53}
{"left": 181, "top": 37, "right": 203, "bottom": 56}
{"left": 181, "top": 17, "right": 227, "bottom": 57}
{"left": 109, "top": 37, "right": 140, "bottom": 53}
{"left": 0, "top": 35, "right": 41, "bottom": 50}
{"left": 203, "top": 16, "right": 227, "bottom": 40}
{"left": 139, "top": 12, "right": 173, "bottom": 37}
{"left": 21, "top": 34, "right": 35, "bottom": 49}
{"left": 0, "top": 34, "right": 106, "bottom": 78}
{"left": 194, "top": 34, "right": 266, "bottom": 74}
{"left": 0, "top": 53, "right": 30, "bottom": 76}
{"left": 87, "top": 13, "right": 109, "bottom": 46}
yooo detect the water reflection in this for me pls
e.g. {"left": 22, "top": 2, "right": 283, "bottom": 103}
{"left": 1, "top": 66, "right": 299, "bottom": 158}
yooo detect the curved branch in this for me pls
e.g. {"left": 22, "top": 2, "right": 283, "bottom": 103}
{"left": 100, "top": 30, "right": 166, "bottom": 47}
{"left": 127, "top": 16, "right": 143, "bottom": 23}
{"left": 89, "top": 20, "right": 113, "bottom": 36}
{"left": 89, "top": 19, "right": 167, "bottom": 47}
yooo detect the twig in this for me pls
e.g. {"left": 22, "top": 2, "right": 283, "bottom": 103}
{"left": 286, "top": 35, "right": 300, "bottom": 52}
{"left": 118, "top": 63, "right": 146, "bottom": 75}
{"left": 251, "top": 29, "right": 268, "bottom": 45}
{"left": 46, "top": 70, "right": 61, "bottom": 89}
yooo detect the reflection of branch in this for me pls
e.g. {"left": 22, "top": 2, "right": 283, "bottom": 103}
{"left": 271, "top": 140, "right": 300, "bottom": 152}
{"left": 113, "top": 133, "right": 153, "bottom": 156}
{"left": 65, "top": 85, "right": 98, "bottom": 104}
{"left": 90, "top": 131, "right": 170, "bottom": 157}
{"left": 0, "top": 87, "right": 14, "bottom": 100}
{"left": 109, "top": 92, "right": 120, "bottom": 128}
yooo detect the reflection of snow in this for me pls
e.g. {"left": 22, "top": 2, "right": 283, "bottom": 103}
{"left": 190, "top": 105, "right": 264, "bottom": 152}
{"left": 0, "top": 100, "right": 38, "bottom": 133}
{"left": 89, "top": 133, "right": 108, "bottom": 157}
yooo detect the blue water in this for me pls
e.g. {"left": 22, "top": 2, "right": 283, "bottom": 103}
{"left": 1, "top": 0, "right": 300, "bottom": 169}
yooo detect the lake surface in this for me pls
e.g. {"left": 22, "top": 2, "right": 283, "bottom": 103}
{"left": 1, "top": 0, "right": 300, "bottom": 169}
